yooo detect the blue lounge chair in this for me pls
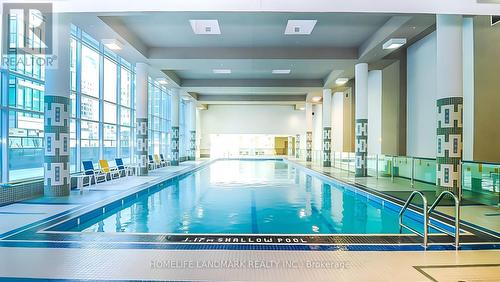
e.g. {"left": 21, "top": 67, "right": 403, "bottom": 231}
{"left": 82, "top": 160, "right": 107, "bottom": 183}
{"left": 148, "top": 155, "right": 157, "bottom": 170}
{"left": 115, "top": 158, "right": 133, "bottom": 176}
{"left": 160, "top": 154, "right": 171, "bottom": 166}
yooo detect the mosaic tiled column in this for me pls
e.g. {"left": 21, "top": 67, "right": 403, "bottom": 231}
{"left": 135, "top": 118, "right": 148, "bottom": 175}
{"left": 306, "top": 131, "right": 312, "bottom": 162}
{"left": 355, "top": 119, "right": 368, "bottom": 177}
{"left": 44, "top": 19, "right": 70, "bottom": 196}
{"left": 171, "top": 127, "right": 179, "bottom": 165}
{"left": 436, "top": 15, "right": 463, "bottom": 195}
{"left": 171, "top": 89, "right": 180, "bottom": 165}
{"left": 305, "top": 102, "right": 313, "bottom": 162}
{"left": 322, "top": 89, "right": 332, "bottom": 167}
{"left": 355, "top": 63, "right": 368, "bottom": 177}
{"left": 436, "top": 98, "right": 463, "bottom": 193}
{"left": 189, "top": 130, "right": 196, "bottom": 161}
{"left": 295, "top": 134, "right": 300, "bottom": 159}
{"left": 323, "top": 127, "right": 332, "bottom": 167}
{"left": 44, "top": 96, "right": 70, "bottom": 196}
{"left": 135, "top": 63, "right": 149, "bottom": 176}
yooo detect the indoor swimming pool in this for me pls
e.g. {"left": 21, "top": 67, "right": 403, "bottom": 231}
{"left": 68, "top": 160, "right": 433, "bottom": 234}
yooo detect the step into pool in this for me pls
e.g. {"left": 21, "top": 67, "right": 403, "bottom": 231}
{"left": 71, "top": 160, "right": 435, "bottom": 234}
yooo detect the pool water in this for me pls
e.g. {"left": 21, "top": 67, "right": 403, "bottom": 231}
{"left": 74, "top": 160, "right": 427, "bottom": 234}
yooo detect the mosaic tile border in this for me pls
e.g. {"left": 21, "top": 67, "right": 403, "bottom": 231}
{"left": 135, "top": 117, "right": 148, "bottom": 176}
{"left": 306, "top": 131, "right": 312, "bottom": 162}
{"left": 171, "top": 126, "right": 180, "bottom": 166}
{"left": 355, "top": 119, "right": 368, "bottom": 177}
{"left": 323, "top": 127, "right": 331, "bottom": 167}
{"left": 436, "top": 97, "right": 463, "bottom": 194}
{"left": 44, "top": 95, "right": 71, "bottom": 196}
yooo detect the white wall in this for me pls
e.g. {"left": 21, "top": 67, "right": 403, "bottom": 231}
{"left": 199, "top": 104, "right": 305, "bottom": 150}
{"left": 407, "top": 31, "right": 437, "bottom": 158}
{"left": 312, "top": 104, "right": 323, "bottom": 151}
{"left": 462, "top": 17, "right": 474, "bottom": 161}
{"left": 332, "top": 92, "right": 344, "bottom": 151}
{"left": 368, "top": 70, "right": 382, "bottom": 154}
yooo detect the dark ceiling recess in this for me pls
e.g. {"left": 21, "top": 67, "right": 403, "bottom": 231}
{"left": 492, "top": 15, "right": 500, "bottom": 26}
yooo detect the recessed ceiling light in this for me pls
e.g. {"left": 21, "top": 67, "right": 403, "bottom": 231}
{"left": 189, "top": 20, "right": 221, "bottom": 35}
{"left": 335, "top": 78, "right": 349, "bottom": 85}
{"left": 157, "top": 78, "right": 168, "bottom": 85}
{"left": 272, "top": 69, "right": 291, "bottom": 74}
{"left": 311, "top": 96, "right": 322, "bottom": 102}
{"left": 102, "top": 39, "right": 123, "bottom": 50}
{"left": 213, "top": 69, "right": 231, "bottom": 74}
{"left": 182, "top": 96, "right": 191, "bottom": 101}
{"left": 285, "top": 20, "right": 317, "bottom": 35}
{"left": 298, "top": 107, "right": 305, "bottom": 111}
{"left": 382, "top": 38, "right": 407, "bottom": 50}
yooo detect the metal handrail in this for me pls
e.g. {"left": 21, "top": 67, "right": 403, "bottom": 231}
{"left": 399, "top": 191, "right": 429, "bottom": 248}
{"left": 428, "top": 191, "right": 460, "bottom": 249}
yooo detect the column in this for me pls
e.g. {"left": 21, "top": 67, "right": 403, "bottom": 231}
{"left": 295, "top": 134, "right": 300, "bottom": 159}
{"left": 287, "top": 136, "right": 293, "bottom": 156}
{"left": 436, "top": 15, "right": 463, "bottom": 194}
{"left": 135, "top": 63, "right": 148, "bottom": 176}
{"left": 305, "top": 102, "right": 313, "bottom": 162}
{"left": 171, "top": 89, "right": 180, "bottom": 165}
{"left": 355, "top": 63, "right": 368, "bottom": 177}
{"left": 189, "top": 101, "right": 196, "bottom": 161}
{"left": 44, "top": 16, "right": 71, "bottom": 196}
{"left": 322, "top": 89, "right": 332, "bottom": 167}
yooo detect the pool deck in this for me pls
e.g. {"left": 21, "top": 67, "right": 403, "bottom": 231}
{"left": 0, "top": 158, "right": 499, "bottom": 281}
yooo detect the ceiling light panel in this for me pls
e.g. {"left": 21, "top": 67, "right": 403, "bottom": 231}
{"left": 157, "top": 78, "right": 168, "bottom": 85}
{"left": 284, "top": 20, "right": 317, "bottom": 35}
{"left": 213, "top": 69, "right": 231, "bottom": 74}
{"left": 189, "top": 20, "right": 221, "bottom": 35}
{"left": 335, "top": 78, "right": 349, "bottom": 85}
{"left": 102, "top": 39, "right": 123, "bottom": 50}
{"left": 272, "top": 69, "right": 291, "bottom": 74}
{"left": 382, "top": 38, "right": 407, "bottom": 50}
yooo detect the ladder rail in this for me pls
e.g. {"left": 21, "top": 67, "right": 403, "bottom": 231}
{"left": 399, "top": 191, "right": 429, "bottom": 248}
{"left": 428, "top": 190, "right": 460, "bottom": 249}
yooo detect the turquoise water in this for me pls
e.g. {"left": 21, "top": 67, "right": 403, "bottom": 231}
{"left": 75, "top": 160, "right": 426, "bottom": 234}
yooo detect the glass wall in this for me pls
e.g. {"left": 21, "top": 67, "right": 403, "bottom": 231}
{"left": 3, "top": 11, "right": 46, "bottom": 181}
{"left": 147, "top": 78, "right": 171, "bottom": 159}
{"left": 0, "top": 20, "right": 185, "bottom": 183}
{"left": 70, "top": 25, "right": 135, "bottom": 172}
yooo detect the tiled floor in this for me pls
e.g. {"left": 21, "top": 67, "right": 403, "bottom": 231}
{"left": 0, "top": 248, "right": 499, "bottom": 281}
{"left": 0, "top": 158, "right": 499, "bottom": 281}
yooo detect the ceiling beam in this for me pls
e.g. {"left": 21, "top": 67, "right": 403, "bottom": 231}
{"left": 198, "top": 94, "right": 306, "bottom": 102}
{"left": 149, "top": 47, "right": 358, "bottom": 60}
{"left": 161, "top": 70, "right": 182, "bottom": 87}
{"left": 180, "top": 79, "right": 324, "bottom": 88}
{"left": 358, "top": 15, "right": 435, "bottom": 64}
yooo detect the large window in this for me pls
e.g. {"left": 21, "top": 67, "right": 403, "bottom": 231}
{"left": 70, "top": 25, "right": 135, "bottom": 172}
{"left": 148, "top": 78, "right": 171, "bottom": 159}
{"left": 2, "top": 11, "right": 46, "bottom": 181}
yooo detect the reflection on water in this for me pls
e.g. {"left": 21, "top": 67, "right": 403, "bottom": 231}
{"left": 77, "top": 160, "right": 424, "bottom": 234}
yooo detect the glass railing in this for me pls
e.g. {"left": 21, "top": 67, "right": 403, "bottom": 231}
{"left": 291, "top": 150, "right": 500, "bottom": 206}
{"left": 462, "top": 161, "right": 500, "bottom": 207}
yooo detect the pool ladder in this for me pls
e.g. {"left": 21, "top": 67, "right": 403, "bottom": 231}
{"left": 399, "top": 190, "right": 460, "bottom": 249}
